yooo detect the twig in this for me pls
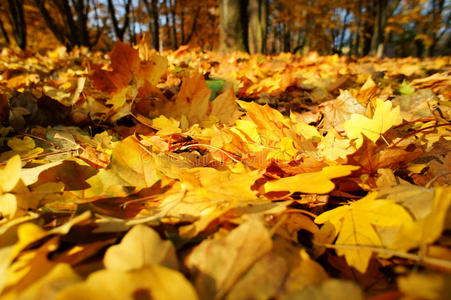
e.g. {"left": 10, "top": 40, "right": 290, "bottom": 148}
{"left": 426, "top": 171, "right": 451, "bottom": 188}
{"left": 315, "top": 242, "right": 451, "bottom": 271}
{"left": 392, "top": 123, "right": 451, "bottom": 147}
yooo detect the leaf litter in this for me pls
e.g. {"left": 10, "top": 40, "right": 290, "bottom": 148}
{"left": 0, "top": 41, "right": 450, "bottom": 299}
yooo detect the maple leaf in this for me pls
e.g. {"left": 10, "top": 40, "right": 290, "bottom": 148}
{"left": 151, "top": 115, "right": 182, "bottom": 136}
{"left": 318, "top": 90, "right": 366, "bottom": 131}
{"left": 282, "top": 279, "right": 363, "bottom": 300}
{"left": 186, "top": 219, "right": 272, "bottom": 299}
{"left": 0, "top": 155, "right": 21, "bottom": 194}
{"left": 318, "top": 128, "right": 356, "bottom": 162}
{"left": 146, "top": 167, "right": 262, "bottom": 238}
{"left": 398, "top": 272, "right": 451, "bottom": 299}
{"left": 315, "top": 193, "right": 413, "bottom": 273}
{"left": 237, "top": 100, "right": 290, "bottom": 142}
{"left": 57, "top": 266, "right": 199, "bottom": 300}
{"left": 390, "top": 186, "right": 451, "bottom": 251}
{"left": 72, "top": 136, "right": 160, "bottom": 201}
{"left": 3, "top": 237, "right": 59, "bottom": 295}
{"left": 399, "top": 80, "right": 415, "bottom": 95}
{"left": 357, "top": 75, "right": 378, "bottom": 104}
{"left": 156, "top": 73, "right": 241, "bottom": 127}
{"left": 264, "top": 165, "right": 359, "bottom": 194}
{"left": 103, "top": 224, "right": 178, "bottom": 271}
{"left": 344, "top": 98, "right": 402, "bottom": 148}
{"left": 6, "top": 264, "right": 81, "bottom": 299}
{"left": 0, "top": 155, "right": 38, "bottom": 219}
{"left": 226, "top": 252, "right": 287, "bottom": 300}
{"left": 0, "top": 136, "right": 43, "bottom": 162}
{"left": 91, "top": 41, "right": 167, "bottom": 95}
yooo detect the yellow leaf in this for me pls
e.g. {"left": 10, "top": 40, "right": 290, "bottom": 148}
{"left": 79, "top": 136, "right": 160, "bottom": 199}
{"left": 319, "top": 90, "right": 366, "bottom": 131}
{"left": 5, "top": 237, "right": 59, "bottom": 293}
{"left": 315, "top": 193, "right": 413, "bottom": 273}
{"left": 226, "top": 253, "right": 287, "bottom": 300}
{"left": 344, "top": 98, "right": 402, "bottom": 148}
{"left": 57, "top": 265, "right": 199, "bottom": 300}
{"left": 237, "top": 100, "right": 290, "bottom": 142}
{"left": 0, "top": 155, "right": 21, "bottom": 193}
{"left": 0, "top": 246, "right": 14, "bottom": 294}
{"left": 283, "top": 249, "right": 329, "bottom": 293}
{"left": 391, "top": 186, "right": 451, "bottom": 251}
{"left": 152, "top": 115, "right": 182, "bottom": 136}
{"left": 318, "top": 128, "right": 355, "bottom": 162}
{"left": 0, "top": 137, "right": 43, "bottom": 161}
{"left": 3, "top": 263, "right": 81, "bottom": 300}
{"left": 264, "top": 165, "right": 359, "bottom": 194}
{"left": 281, "top": 279, "right": 363, "bottom": 300}
{"left": 186, "top": 219, "right": 272, "bottom": 299}
{"left": 159, "top": 167, "right": 262, "bottom": 238}
{"left": 104, "top": 224, "right": 178, "bottom": 271}
{"left": 106, "top": 86, "right": 130, "bottom": 109}
{"left": 398, "top": 272, "right": 451, "bottom": 300}
{"left": 7, "top": 136, "right": 40, "bottom": 155}
{"left": 156, "top": 73, "right": 240, "bottom": 127}
{"left": 0, "top": 194, "right": 18, "bottom": 220}
{"left": 136, "top": 53, "right": 168, "bottom": 86}
{"left": 358, "top": 75, "right": 378, "bottom": 104}
{"left": 0, "top": 156, "right": 37, "bottom": 220}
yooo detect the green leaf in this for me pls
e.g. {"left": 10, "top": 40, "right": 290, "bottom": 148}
{"left": 399, "top": 80, "right": 415, "bottom": 95}
{"left": 206, "top": 79, "right": 225, "bottom": 101}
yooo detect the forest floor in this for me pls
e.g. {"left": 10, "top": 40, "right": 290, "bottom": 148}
{"left": 0, "top": 41, "right": 450, "bottom": 299}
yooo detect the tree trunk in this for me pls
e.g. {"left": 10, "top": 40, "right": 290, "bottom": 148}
{"left": 34, "top": 0, "right": 71, "bottom": 48}
{"left": 370, "top": 0, "right": 387, "bottom": 57}
{"left": 151, "top": 0, "right": 159, "bottom": 50}
{"left": 34, "top": 0, "right": 99, "bottom": 50}
{"left": 169, "top": 0, "right": 178, "bottom": 48}
{"left": 247, "top": 0, "right": 268, "bottom": 54}
{"left": 283, "top": 23, "right": 291, "bottom": 52}
{"left": 362, "top": 0, "right": 375, "bottom": 56}
{"left": 338, "top": 9, "right": 350, "bottom": 53}
{"left": 7, "top": 0, "right": 27, "bottom": 50}
{"left": 142, "top": 0, "right": 160, "bottom": 50}
{"left": 370, "top": 0, "right": 400, "bottom": 57}
{"left": 163, "top": 1, "right": 171, "bottom": 48}
{"left": 107, "top": 0, "right": 131, "bottom": 41}
{"left": 353, "top": 0, "right": 362, "bottom": 56}
{"left": 219, "top": 0, "right": 247, "bottom": 53}
{"left": 181, "top": 6, "right": 200, "bottom": 45}
{"left": 0, "top": 19, "right": 10, "bottom": 45}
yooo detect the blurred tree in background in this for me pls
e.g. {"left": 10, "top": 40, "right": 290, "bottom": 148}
{"left": 0, "top": 0, "right": 449, "bottom": 56}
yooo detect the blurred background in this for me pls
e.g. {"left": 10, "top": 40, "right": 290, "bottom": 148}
{"left": 0, "top": 0, "right": 450, "bottom": 56}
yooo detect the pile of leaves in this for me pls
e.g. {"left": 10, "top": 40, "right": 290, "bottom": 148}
{"left": 0, "top": 40, "right": 450, "bottom": 299}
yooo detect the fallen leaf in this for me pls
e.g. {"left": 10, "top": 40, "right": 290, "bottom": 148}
{"left": 264, "top": 165, "right": 359, "bottom": 194}
{"left": 186, "top": 219, "right": 272, "bottom": 299}
{"left": 280, "top": 279, "right": 363, "bottom": 300}
{"left": 344, "top": 98, "right": 402, "bottom": 148}
{"left": 157, "top": 73, "right": 241, "bottom": 126}
{"left": 398, "top": 272, "right": 451, "bottom": 300}
{"left": 57, "top": 265, "right": 199, "bottom": 300}
{"left": 104, "top": 224, "right": 178, "bottom": 271}
{"left": 4, "top": 263, "right": 81, "bottom": 300}
{"left": 315, "top": 193, "right": 413, "bottom": 273}
{"left": 225, "top": 252, "right": 287, "bottom": 300}
{"left": 391, "top": 186, "right": 451, "bottom": 251}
